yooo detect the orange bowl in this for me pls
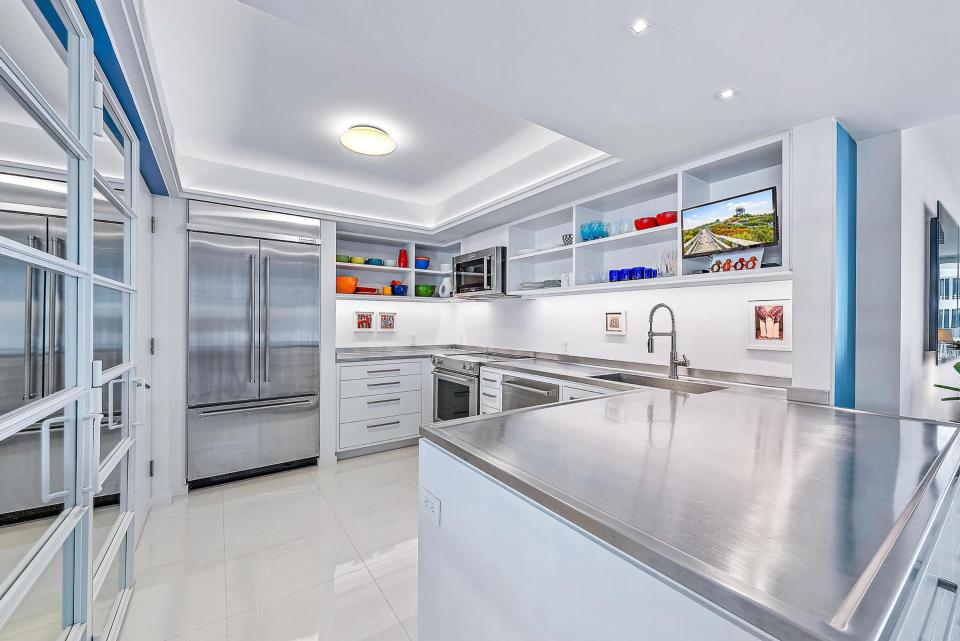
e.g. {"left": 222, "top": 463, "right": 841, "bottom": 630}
{"left": 336, "top": 276, "right": 358, "bottom": 294}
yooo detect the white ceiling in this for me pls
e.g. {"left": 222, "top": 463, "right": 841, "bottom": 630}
{"left": 137, "top": 0, "right": 960, "bottom": 236}
{"left": 139, "top": 0, "right": 609, "bottom": 229}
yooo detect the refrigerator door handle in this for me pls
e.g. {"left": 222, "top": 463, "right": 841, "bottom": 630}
{"left": 249, "top": 254, "right": 257, "bottom": 384}
{"left": 41, "top": 416, "right": 68, "bottom": 503}
{"left": 197, "top": 399, "right": 312, "bottom": 418}
{"left": 22, "top": 234, "right": 41, "bottom": 401}
{"left": 46, "top": 268, "right": 58, "bottom": 396}
{"left": 263, "top": 255, "right": 271, "bottom": 383}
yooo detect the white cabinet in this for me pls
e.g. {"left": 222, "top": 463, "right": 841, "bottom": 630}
{"left": 338, "top": 359, "right": 424, "bottom": 453}
{"left": 479, "top": 366, "right": 503, "bottom": 414}
{"left": 560, "top": 385, "right": 607, "bottom": 402}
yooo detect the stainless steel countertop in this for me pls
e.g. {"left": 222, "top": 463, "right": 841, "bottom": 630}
{"left": 421, "top": 387, "right": 960, "bottom": 641}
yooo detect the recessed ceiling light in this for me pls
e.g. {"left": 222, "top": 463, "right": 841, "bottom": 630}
{"left": 629, "top": 18, "right": 652, "bottom": 34}
{"left": 339, "top": 125, "right": 397, "bottom": 156}
{"left": 716, "top": 87, "right": 739, "bottom": 101}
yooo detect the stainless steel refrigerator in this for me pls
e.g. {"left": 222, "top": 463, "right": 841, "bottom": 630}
{"left": 0, "top": 208, "right": 124, "bottom": 523}
{"left": 186, "top": 231, "right": 320, "bottom": 486}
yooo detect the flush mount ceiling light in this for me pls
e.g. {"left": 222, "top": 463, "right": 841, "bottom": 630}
{"left": 716, "top": 87, "right": 740, "bottom": 101}
{"left": 339, "top": 125, "right": 397, "bottom": 156}
{"left": 629, "top": 18, "right": 652, "bottom": 34}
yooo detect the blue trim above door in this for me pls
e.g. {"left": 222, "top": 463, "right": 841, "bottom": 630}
{"left": 835, "top": 123, "right": 857, "bottom": 408}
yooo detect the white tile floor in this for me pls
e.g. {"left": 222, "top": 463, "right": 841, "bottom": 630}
{"left": 119, "top": 446, "right": 420, "bottom": 641}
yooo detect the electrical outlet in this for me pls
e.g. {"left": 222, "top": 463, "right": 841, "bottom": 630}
{"left": 421, "top": 488, "right": 441, "bottom": 526}
{"left": 561, "top": 339, "right": 572, "bottom": 354}
{"left": 409, "top": 333, "right": 417, "bottom": 345}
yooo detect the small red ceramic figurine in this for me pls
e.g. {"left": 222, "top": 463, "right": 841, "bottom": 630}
{"left": 398, "top": 248, "right": 408, "bottom": 268}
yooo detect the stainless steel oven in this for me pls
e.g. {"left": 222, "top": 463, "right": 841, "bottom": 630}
{"left": 432, "top": 368, "right": 478, "bottom": 422}
{"left": 453, "top": 246, "right": 508, "bottom": 299}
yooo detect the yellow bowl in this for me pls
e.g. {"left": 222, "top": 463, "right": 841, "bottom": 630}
{"left": 350, "top": 256, "right": 365, "bottom": 264}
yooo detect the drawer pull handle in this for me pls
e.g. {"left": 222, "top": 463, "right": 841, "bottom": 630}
{"left": 368, "top": 368, "right": 401, "bottom": 374}
{"left": 482, "top": 392, "right": 497, "bottom": 399}
{"left": 481, "top": 378, "right": 497, "bottom": 383}
{"left": 368, "top": 381, "right": 401, "bottom": 387}
{"left": 367, "top": 420, "right": 401, "bottom": 429}
{"left": 367, "top": 398, "right": 401, "bottom": 405}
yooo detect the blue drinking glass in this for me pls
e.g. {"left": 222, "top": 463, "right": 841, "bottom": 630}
{"left": 631, "top": 267, "right": 644, "bottom": 280}
{"left": 645, "top": 268, "right": 657, "bottom": 279}
{"left": 589, "top": 221, "right": 603, "bottom": 240}
{"left": 618, "top": 268, "right": 630, "bottom": 281}
{"left": 609, "top": 269, "right": 620, "bottom": 282}
{"left": 579, "top": 224, "right": 591, "bottom": 242}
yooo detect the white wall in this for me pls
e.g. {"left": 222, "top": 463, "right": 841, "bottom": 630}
{"left": 855, "top": 119, "right": 960, "bottom": 421}
{"left": 855, "top": 133, "right": 902, "bottom": 414}
{"left": 789, "top": 118, "right": 837, "bottom": 401}
{"left": 900, "top": 123, "right": 960, "bottom": 420}
{"left": 150, "top": 195, "right": 189, "bottom": 499}
{"left": 336, "top": 299, "right": 462, "bottom": 347}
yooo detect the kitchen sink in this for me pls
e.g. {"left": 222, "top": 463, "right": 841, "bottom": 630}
{"left": 589, "top": 372, "right": 725, "bottom": 394}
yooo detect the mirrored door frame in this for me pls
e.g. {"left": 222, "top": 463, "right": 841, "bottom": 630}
{"left": 0, "top": 1, "right": 141, "bottom": 639}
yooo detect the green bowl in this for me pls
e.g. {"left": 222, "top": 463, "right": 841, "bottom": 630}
{"left": 336, "top": 254, "right": 350, "bottom": 262}
{"left": 415, "top": 284, "right": 436, "bottom": 297}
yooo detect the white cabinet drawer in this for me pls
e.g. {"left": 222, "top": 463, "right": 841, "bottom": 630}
{"left": 340, "top": 390, "right": 421, "bottom": 422}
{"left": 480, "top": 404, "right": 500, "bottom": 415}
{"left": 479, "top": 386, "right": 502, "bottom": 410}
{"left": 340, "top": 374, "right": 421, "bottom": 398}
{"left": 561, "top": 385, "right": 605, "bottom": 403}
{"left": 339, "top": 412, "right": 421, "bottom": 449}
{"left": 479, "top": 368, "right": 503, "bottom": 387}
{"left": 340, "top": 360, "right": 422, "bottom": 380}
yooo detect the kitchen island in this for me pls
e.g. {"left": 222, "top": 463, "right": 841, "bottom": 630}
{"left": 418, "top": 385, "right": 960, "bottom": 641}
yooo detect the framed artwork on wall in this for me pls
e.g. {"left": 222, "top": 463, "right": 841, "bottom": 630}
{"left": 747, "top": 299, "right": 792, "bottom": 350}
{"left": 605, "top": 311, "right": 627, "bottom": 335}
{"left": 354, "top": 311, "right": 375, "bottom": 332}
{"left": 378, "top": 311, "right": 396, "bottom": 332}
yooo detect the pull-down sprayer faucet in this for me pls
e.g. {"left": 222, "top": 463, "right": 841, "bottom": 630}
{"left": 648, "top": 303, "right": 689, "bottom": 380}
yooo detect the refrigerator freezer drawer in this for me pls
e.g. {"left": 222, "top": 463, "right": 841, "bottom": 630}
{"left": 338, "top": 412, "right": 421, "bottom": 450}
{"left": 187, "top": 396, "right": 319, "bottom": 482}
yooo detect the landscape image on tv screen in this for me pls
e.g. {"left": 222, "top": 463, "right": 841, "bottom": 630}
{"left": 681, "top": 187, "right": 778, "bottom": 258}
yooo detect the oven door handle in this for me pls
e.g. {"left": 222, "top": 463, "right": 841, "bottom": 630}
{"left": 434, "top": 369, "right": 477, "bottom": 385}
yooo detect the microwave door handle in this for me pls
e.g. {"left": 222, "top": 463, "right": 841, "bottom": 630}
{"left": 483, "top": 255, "right": 491, "bottom": 289}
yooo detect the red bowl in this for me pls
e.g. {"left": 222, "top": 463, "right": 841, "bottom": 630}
{"left": 355, "top": 286, "right": 378, "bottom": 295}
{"left": 656, "top": 210, "right": 678, "bottom": 226}
{"left": 634, "top": 217, "right": 658, "bottom": 231}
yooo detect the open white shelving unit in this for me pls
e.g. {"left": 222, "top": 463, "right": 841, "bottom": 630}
{"left": 502, "top": 134, "right": 791, "bottom": 297}
{"left": 336, "top": 232, "right": 460, "bottom": 301}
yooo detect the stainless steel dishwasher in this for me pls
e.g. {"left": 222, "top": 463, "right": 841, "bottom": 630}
{"left": 501, "top": 375, "right": 560, "bottom": 411}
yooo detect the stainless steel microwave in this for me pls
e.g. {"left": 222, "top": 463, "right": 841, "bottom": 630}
{"left": 453, "top": 246, "right": 509, "bottom": 299}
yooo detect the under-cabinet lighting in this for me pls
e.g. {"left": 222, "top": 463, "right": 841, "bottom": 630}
{"left": 339, "top": 125, "right": 397, "bottom": 156}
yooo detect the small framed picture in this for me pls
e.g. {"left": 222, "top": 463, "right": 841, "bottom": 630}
{"left": 377, "top": 311, "right": 396, "bottom": 332}
{"left": 354, "top": 311, "right": 375, "bottom": 332}
{"left": 747, "top": 299, "right": 792, "bottom": 350}
{"left": 605, "top": 311, "right": 627, "bottom": 335}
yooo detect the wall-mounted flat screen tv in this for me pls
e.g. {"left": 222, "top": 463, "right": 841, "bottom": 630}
{"left": 681, "top": 187, "right": 779, "bottom": 259}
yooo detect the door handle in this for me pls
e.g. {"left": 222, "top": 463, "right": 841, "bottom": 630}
{"left": 367, "top": 420, "right": 401, "bottom": 429}
{"left": 367, "top": 380, "right": 401, "bottom": 387}
{"left": 46, "top": 271, "right": 58, "bottom": 396}
{"left": 263, "top": 255, "right": 271, "bottom": 383}
{"left": 106, "top": 378, "right": 123, "bottom": 430}
{"left": 481, "top": 377, "right": 498, "bottom": 384}
{"left": 22, "top": 234, "right": 40, "bottom": 401}
{"left": 41, "top": 416, "right": 68, "bottom": 503}
{"left": 197, "top": 399, "right": 312, "bottom": 418}
{"left": 89, "top": 414, "right": 104, "bottom": 494}
{"left": 367, "top": 398, "right": 401, "bottom": 405}
{"left": 249, "top": 254, "right": 257, "bottom": 384}
{"left": 481, "top": 392, "right": 498, "bottom": 399}
{"left": 367, "top": 368, "right": 401, "bottom": 374}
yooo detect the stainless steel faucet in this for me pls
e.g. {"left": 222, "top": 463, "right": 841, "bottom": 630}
{"left": 648, "top": 303, "right": 689, "bottom": 380}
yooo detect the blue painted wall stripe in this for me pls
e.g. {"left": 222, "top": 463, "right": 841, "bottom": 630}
{"left": 835, "top": 124, "right": 857, "bottom": 408}
{"left": 32, "top": 0, "right": 169, "bottom": 195}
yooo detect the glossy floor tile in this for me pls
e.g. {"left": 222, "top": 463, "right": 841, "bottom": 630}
{"left": 119, "top": 446, "right": 420, "bottom": 641}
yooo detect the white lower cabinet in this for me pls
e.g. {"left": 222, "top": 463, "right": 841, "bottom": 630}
{"left": 339, "top": 412, "right": 422, "bottom": 449}
{"left": 338, "top": 359, "right": 425, "bottom": 453}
